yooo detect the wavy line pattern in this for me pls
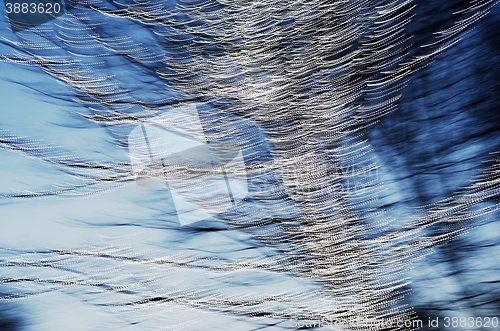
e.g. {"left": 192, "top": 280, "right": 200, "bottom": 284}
{"left": 1, "top": 0, "right": 500, "bottom": 330}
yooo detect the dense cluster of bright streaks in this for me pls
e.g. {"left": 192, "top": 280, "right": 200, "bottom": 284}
{"left": 1, "top": 0, "right": 500, "bottom": 330}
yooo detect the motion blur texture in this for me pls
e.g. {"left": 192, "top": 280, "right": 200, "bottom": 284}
{"left": 1, "top": 0, "right": 500, "bottom": 330}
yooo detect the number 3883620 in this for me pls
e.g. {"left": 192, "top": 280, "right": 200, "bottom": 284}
{"left": 444, "top": 317, "right": 498, "bottom": 328}
{"left": 5, "top": 2, "right": 61, "bottom": 14}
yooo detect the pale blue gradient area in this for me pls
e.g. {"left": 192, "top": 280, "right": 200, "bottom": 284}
{"left": 0, "top": 60, "right": 170, "bottom": 330}
{"left": 0, "top": 59, "right": 320, "bottom": 331}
